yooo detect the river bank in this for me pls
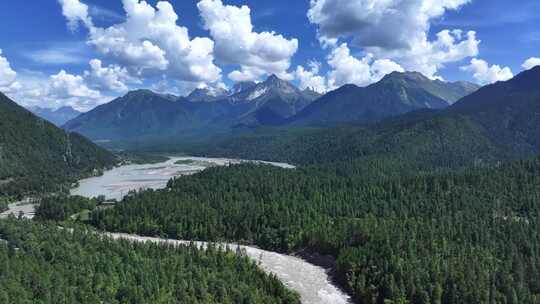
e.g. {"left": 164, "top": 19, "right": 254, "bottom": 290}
{"left": 106, "top": 232, "right": 352, "bottom": 304}
{"left": 0, "top": 198, "right": 37, "bottom": 219}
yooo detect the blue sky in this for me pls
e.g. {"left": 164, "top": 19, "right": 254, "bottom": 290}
{"left": 0, "top": 0, "right": 538, "bottom": 110}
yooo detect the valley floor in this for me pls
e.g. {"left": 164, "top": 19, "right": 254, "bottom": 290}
{"left": 1, "top": 156, "right": 350, "bottom": 304}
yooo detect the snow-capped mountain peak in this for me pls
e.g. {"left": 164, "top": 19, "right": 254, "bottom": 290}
{"left": 229, "top": 75, "right": 302, "bottom": 104}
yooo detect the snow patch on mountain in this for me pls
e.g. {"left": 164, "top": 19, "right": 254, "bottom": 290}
{"left": 247, "top": 86, "right": 269, "bottom": 101}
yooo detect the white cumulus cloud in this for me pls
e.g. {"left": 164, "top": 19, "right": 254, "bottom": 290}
{"left": 0, "top": 52, "right": 22, "bottom": 96}
{"left": 58, "top": 0, "right": 222, "bottom": 84}
{"left": 49, "top": 70, "right": 101, "bottom": 100}
{"left": 308, "top": 0, "right": 471, "bottom": 50}
{"left": 0, "top": 49, "right": 109, "bottom": 111}
{"left": 58, "top": 0, "right": 93, "bottom": 31}
{"left": 84, "top": 59, "right": 139, "bottom": 93}
{"left": 522, "top": 57, "right": 540, "bottom": 70}
{"left": 7, "top": 71, "right": 109, "bottom": 111}
{"left": 308, "top": 0, "right": 478, "bottom": 79}
{"left": 386, "top": 29, "right": 479, "bottom": 78}
{"left": 294, "top": 44, "right": 405, "bottom": 92}
{"left": 0, "top": 49, "right": 18, "bottom": 90}
{"left": 197, "top": 0, "right": 298, "bottom": 82}
{"left": 327, "top": 43, "right": 404, "bottom": 89}
{"left": 294, "top": 61, "right": 327, "bottom": 93}
{"left": 371, "top": 59, "right": 406, "bottom": 83}
{"left": 461, "top": 58, "right": 513, "bottom": 85}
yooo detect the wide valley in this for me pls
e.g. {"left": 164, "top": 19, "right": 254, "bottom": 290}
{"left": 0, "top": 156, "right": 350, "bottom": 304}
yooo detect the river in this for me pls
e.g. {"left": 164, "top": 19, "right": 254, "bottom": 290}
{"left": 107, "top": 233, "right": 351, "bottom": 304}
{"left": 1, "top": 156, "right": 293, "bottom": 217}
{"left": 0, "top": 156, "right": 352, "bottom": 303}
{"left": 71, "top": 156, "right": 294, "bottom": 201}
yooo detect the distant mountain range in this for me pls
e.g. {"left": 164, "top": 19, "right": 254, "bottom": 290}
{"left": 63, "top": 72, "right": 479, "bottom": 146}
{"left": 64, "top": 74, "right": 319, "bottom": 143}
{"left": 290, "top": 71, "right": 479, "bottom": 126}
{"left": 0, "top": 93, "right": 115, "bottom": 196}
{"left": 27, "top": 106, "right": 81, "bottom": 126}
{"left": 200, "top": 66, "right": 540, "bottom": 169}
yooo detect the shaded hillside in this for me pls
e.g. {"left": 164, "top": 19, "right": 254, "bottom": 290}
{"left": 63, "top": 90, "right": 200, "bottom": 141}
{"left": 450, "top": 66, "right": 540, "bottom": 157}
{"left": 0, "top": 92, "right": 116, "bottom": 197}
{"left": 291, "top": 72, "right": 478, "bottom": 126}
{"left": 199, "top": 113, "right": 504, "bottom": 174}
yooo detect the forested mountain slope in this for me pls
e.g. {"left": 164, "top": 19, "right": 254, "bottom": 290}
{"left": 450, "top": 65, "right": 540, "bottom": 156}
{"left": 0, "top": 92, "right": 116, "bottom": 197}
{"left": 198, "top": 113, "right": 504, "bottom": 171}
